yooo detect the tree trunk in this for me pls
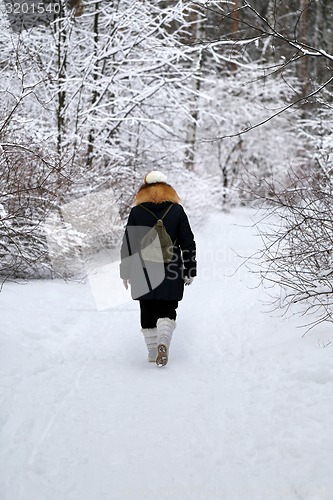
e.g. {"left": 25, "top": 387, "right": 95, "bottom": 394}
{"left": 301, "top": 0, "right": 309, "bottom": 97}
{"left": 266, "top": 0, "right": 275, "bottom": 29}
{"left": 55, "top": 5, "right": 67, "bottom": 160}
{"left": 86, "top": 2, "right": 101, "bottom": 168}
{"left": 183, "top": 4, "right": 205, "bottom": 171}
{"left": 230, "top": 0, "right": 238, "bottom": 72}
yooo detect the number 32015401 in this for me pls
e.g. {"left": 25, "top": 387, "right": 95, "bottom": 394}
{"left": 5, "top": 2, "right": 61, "bottom": 14}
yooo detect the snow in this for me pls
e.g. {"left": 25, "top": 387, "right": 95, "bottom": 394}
{"left": 1, "top": 208, "right": 332, "bottom": 500}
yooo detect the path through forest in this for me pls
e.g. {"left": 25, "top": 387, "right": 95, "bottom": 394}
{"left": 1, "top": 209, "right": 332, "bottom": 500}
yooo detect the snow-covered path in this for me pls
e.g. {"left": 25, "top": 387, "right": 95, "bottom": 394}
{"left": 1, "top": 209, "right": 332, "bottom": 500}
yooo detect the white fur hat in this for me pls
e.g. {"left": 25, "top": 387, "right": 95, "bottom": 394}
{"left": 144, "top": 171, "right": 167, "bottom": 184}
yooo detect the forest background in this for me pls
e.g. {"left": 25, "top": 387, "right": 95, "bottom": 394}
{"left": 1, "top": 0, "right": 333, "bottom": 327}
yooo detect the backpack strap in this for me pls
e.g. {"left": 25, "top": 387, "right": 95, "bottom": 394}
{"left": 139, "top": 203, "right": 177, "bottom": 246}
{"left": 139, "top": 203, "right": 174, "bottom": 220}
{"left": 161, "top": 204, "right": 177, "bottom": 245}
{"left": 161, "top": 203, "right": 174, "bottom": 220}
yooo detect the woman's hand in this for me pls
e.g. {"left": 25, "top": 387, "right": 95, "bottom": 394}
{"left": 122, "top": 279, "right": 130, "bottom": 290}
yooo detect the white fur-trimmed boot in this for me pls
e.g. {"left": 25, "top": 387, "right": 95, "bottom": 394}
{"left": 155, "top": 318, "right": 176, "bottom": 367}
{"left": 141, "top": 328, "right": 158, "bottom": 362}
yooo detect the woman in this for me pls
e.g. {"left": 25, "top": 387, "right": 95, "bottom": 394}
{"left": 120, "top": 171, "right": 197, "bottom": 367}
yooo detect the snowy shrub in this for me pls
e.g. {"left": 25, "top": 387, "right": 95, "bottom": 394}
{"left": 0, "top": 1, "right": 207, "bottom": 278}
{"left": 195, "top": 66, "right": 303, "bottom": 206}
{"left": 254, "top": 167, "right": 333, "bottom": 330}
{"left": 1, "top": 0, "right": 331, "bottom": 281}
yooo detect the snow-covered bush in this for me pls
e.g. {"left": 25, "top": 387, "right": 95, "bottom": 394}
{"left": 194, "top": 66, "right": 303, "bottom": 206}
{"left": 253, "top": 160, "right": 333, "bottom": 330}
{"left": 0, "top": 1, "right": 208, "bottom": 278}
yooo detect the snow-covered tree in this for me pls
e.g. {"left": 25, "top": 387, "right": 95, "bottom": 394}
{"left": 0, "top": 1, "right": 214, "bottom": 277}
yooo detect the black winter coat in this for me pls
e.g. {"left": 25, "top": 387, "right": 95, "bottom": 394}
{"left": 120, "top": 201, "right": 196, "bottom": 301}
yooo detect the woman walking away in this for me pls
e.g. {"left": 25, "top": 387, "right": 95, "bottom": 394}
{"left": 120, "top": 171, "right": 197, "bottom": 367}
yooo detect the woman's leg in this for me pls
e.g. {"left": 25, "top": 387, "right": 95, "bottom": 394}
{"left": 139, "top": 300, "right": 178, "bottom": 328}
{"left": 139, "top": 300, "right": 178, "bottom": 365}
{"left": 153, "top": 301, "right": 178, "bottom": 367}
{"left": 139, "top": 301, "right": 158, "bottom": 362}
{"left": 139, "top": 300, "right": 158, "bottom": 329}
{"left": 140, "top": 299, "right": 178, "bottom": 328}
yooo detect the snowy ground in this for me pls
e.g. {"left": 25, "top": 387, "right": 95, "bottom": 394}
{"left": 1, "top": 208, "right": 333, "bottom": 500}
